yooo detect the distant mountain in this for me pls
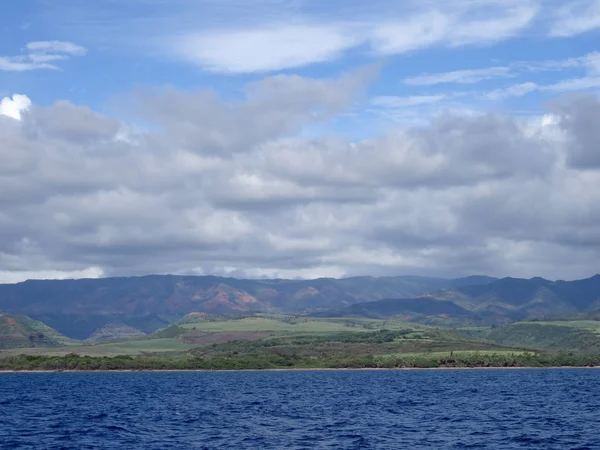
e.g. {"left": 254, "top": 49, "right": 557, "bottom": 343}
{"left": 0, "top": 313, "right": 74, "bottom": 349}
{"left": 427, "top": 275, "right": 600, "bottom": 321}
{"left": 321, "top": 275, "right": 600, "bottom": 324}
{"left": 2, "top": 273, "right": 599, "bottom": 340}
{"left": 313, "top": 297, "right": 472, "bottom": 319}
{"left": 0, "top": 274, "right": 496, "bottom": 338}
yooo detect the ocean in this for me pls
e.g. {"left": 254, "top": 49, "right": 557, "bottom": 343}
{"left": 1, "top": 369, "right": 599, "bottom": 449}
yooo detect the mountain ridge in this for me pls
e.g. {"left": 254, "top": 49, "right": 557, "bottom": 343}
{"left": 1, "top": 273, "right": 600, "bottom": 339}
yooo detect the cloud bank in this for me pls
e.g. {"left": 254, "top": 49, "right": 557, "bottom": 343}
{"left": 2, "top": 68, "right": 600, "bottom": 282}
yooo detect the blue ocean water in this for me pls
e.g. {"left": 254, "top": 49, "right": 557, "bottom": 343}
{"left": 1, "top": 369, "right": 599, "bottom": 449}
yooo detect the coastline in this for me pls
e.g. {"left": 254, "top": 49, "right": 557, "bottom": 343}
{"left": 1, "top": 366, "right": 599, "bottom": 373}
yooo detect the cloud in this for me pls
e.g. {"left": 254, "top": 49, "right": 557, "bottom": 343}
{"left": 0, "top": 57, "right": 56, "bottom": 72}
{"left": 159, "top": 2, "right": 538, "bottom": 73}
{"left": 129, "top": 67, "right": 375, "bottom": 154}
{"left": 407, "top": 52, "right": 600, "bottom": 103}
{"left": 369, "top": 94, "right": 458, "bottom": 125}
{"left": 405, "top": 67, "right": 513, "bottom": 86}
{"left": 0, "top": 41, "right": 86, "bottom": 72}
{"left": 26, "top": 41, "right": 87, "bottom": 56}
{"left": 3, "top": 70, "right": 600, "bottom": 281}
{"left": 0, "top": 267, "right": 104, "bottom": 284}
{"left": 550, "top": 94, "right": 600, "bottom": 168}
{"left": 371, "top": 95, "right": 447, "bottom": 108}
{"left": 549, "top": 0, "right": 600, "bottom": 37}
{"left": 173, "top": 24, "right": 359, "bottom": 73}
{"left": 485, "top": 82, "right": 538, "bottom": 100}
{"left": 0, "top": 94, "right": 32, "bottom": 120}
{"left": 369, "top": 4, "right": 537, "bottom": 55}
{"left": 404, "top": 52, "right": 600, "bottom": 90}
{"left": 481, "top": 53, "right": 600, "bottom": 99}
{"left": 24, "top": 0, "right": 600, "bottom": 76}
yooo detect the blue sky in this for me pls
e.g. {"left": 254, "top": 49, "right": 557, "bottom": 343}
{"left": 1, "top": 0, "right": 600, "bottom": 282}
{"left": 2, "top": 0, "right": 600, "bottom": 125}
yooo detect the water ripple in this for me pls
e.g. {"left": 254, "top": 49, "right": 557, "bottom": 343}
{"left": 1, "top": 369, "right": 600, "bottom": 449}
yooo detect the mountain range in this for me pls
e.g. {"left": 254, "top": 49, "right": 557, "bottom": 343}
{"left": 0, "top": 273, "right": 599, "bottom": 339}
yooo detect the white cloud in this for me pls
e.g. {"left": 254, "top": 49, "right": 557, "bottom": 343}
{"left": 405, "top": 67, "right": 513, "bottom": 86}
{"left": 485, "top": 82, "right": 538, "bottom": 100}
{"left": 371, "top": 11, "right": 451, "bottom": 55}
{"left": 397, "top": 52, "right": 600, "bottom": 106}
{"left": 371, "top": 4, "right": 537, "bottom": 55}
{"left": 161, "top": 2, "right": 539, "bottom": 73}
{"left": 0, "top": 41, "right": 86, "bottom": 72}
{"left": 549, "top": 0, "right": 600, "bottom": 37}
{"left": 0, "top": 94, "right": 32, "bottom": 120}
{"left": 26, "top": 41, "right": 87, "bottom": 56}
{"left": 543, "top": 77, "right": 600, "bottom": 92}
{"left": 449, "top": 4, "right": 539, "bottom": 45}
{"left": 586, "top": 52, "right": 600, "bottom": 74}
{"left": 371, "top": 95, "right": 446, "bottom": 108}
{"left": 174, "top": 25, "right": 359, "bottom": 73}
{"left": 482, "top": 53, "right": 600, "bottom": 99}
{"left": 27, "top": 53, "right": 69, "bottom": 64}
{"left": 404, "top": 52, "right": 600, "bottom": 89}
{"left": 0, "top": 57, "right": 56, "bottom": 72}
{"left": 0, "top": 267, "right": 104, "bottom": 284}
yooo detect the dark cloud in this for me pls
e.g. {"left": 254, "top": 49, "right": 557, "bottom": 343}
{"left": 551, "top": 93, "right": 600, "bottom": 168}
{"left": 25, "top": 101, "right": 121, "bottom": 143}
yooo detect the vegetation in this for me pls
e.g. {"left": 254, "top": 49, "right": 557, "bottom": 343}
{"left": 0, "top": 337, "right": 197, "bottom": 357}
{"left": 455, "top": 320, "right": 600, "bottom": 354}
{"left": 2, "top": 352, "right": 600, "bottom": 371}
{"left": 0, "top": 313, "right": 75, "bottom": 349}
{"left": 4, "top": 312, "right": 600, "bottom": 370}
{"left": 3, "top": 273, "right": 600, "bottom": 340}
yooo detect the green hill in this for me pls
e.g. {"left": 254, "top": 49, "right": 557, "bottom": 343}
{"left": 86, "top": 323, "right": 147, "bottom": 344}
{"left": 0, "top": 313, "right": 75, "bottom": 349}
{"left": 460, "top": 320, "right": 600, "bottom": 355}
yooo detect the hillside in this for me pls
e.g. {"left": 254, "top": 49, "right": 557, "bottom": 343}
{"left": 310, "top": 275, "right": 600, "bottom": 326}
{"left": 0, "top": 274, "right": 496, "bottom": 339}
{"left": 0, "top": 314, "right": 524, "bottom": 359}
{"left": 428, "top": 275, "right": 600, "bottom": 321}
{"left": 312, "top": 297, "right": 472, "bottom": 320}
{"left": 1, "top": 273, "right": 600, "bottom": 340}
{"left": 86, "top": 323, "right": 147, "bottom": 344}
{"left": 0, "top": 313, "right": 74, "bottom": 349}
{"left": 482, "top": 321, "right": 600, "bottom": 355}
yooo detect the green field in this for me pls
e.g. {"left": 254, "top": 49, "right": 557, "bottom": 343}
{"left": 178, "top": 315, "right": 411, "bottom": 333}
{"left": 0, "top": 338, "right": 196, "bottom": 357}
{"left": 4, "top": 314, "right": 600, "bottom": 361}
{"left": 381, "top": 350, "right": 534, "bottom": 358}
{"left": 528, "top": 320, "right": 600, "bottom": 333}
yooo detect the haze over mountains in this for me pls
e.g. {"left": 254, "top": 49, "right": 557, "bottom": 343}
{"left": 1, "top": 273, "right": 600, "bottom": 340}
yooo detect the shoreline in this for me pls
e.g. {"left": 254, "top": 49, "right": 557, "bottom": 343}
{"left": 1, "top": 366, "right": 599, "bottom": 373}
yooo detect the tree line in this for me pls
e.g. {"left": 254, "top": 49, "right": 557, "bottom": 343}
{"left": 2, "top": 352, "right": 600, "bottom": 371}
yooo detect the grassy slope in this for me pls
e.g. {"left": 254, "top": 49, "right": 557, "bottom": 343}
{"left": 0, "top": 313, "right": 76, "bottom": 349}
{"left": 1, "top": 338, "right": 196, "bottom": 357}
{"left": 8, "top": 315, "right": 600, "bottom": 359}
{"left": 177, "top": 315, "right": 410, "bottom": 333}
{"left": 0, "top": 314, "right": 520, "bottom": 358}
{"left": 466, "top": 320, "right": 600, "bottom": 354}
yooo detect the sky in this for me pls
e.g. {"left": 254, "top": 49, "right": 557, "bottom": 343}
{"left": 1, "top": 0, "right": 600, "bottom": 283}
